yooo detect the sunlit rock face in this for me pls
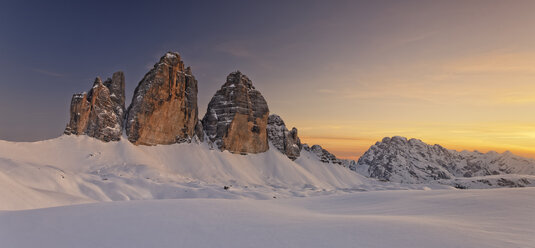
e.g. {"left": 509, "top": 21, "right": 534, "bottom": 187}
{"left": 126, "top": 52, "right": 199, "bottom": 145}
{"left": 202, "top": 71, "right": 269, "bottom": 154}
{"left": 267, "top": 114, "right": 302, "bottom": 160}
{"left": 64, "top": 74, "right": 124, "bottom": 142}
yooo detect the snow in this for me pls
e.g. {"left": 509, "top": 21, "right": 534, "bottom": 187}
{"left": 1, "top": 188, "right": 533, "bottom": 248}
{"left": 0, "top": 135, "right": 435, "bottom": 211}
{"left": 1, "top": 135, "right": 534, "bottom": 247}
{"left": 165, "top": 52, "right": 178, "bottom": 59}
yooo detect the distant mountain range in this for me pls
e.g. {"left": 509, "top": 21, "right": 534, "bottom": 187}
{"left": 355, "top": 136, "right": 535, "bottom": 188}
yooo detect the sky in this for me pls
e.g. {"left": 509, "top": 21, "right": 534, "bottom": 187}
{"left": 0, "top": 0, "right": 534, "bottom": 159}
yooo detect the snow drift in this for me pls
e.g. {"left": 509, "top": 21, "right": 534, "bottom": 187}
{"left": 1, "top": 188, "right": 533, "bottom": 248}
{"left": 0, "top": 135, "right": 429, "bottom": 211}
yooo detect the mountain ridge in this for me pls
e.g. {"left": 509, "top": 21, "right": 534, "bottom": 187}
{"left": 354, "top": 136, "right": 535, "bottom": 187}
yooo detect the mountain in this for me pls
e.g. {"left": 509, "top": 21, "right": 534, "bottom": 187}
{"left": 126, "top": 52, "right": 200, "bottom": 145}
{"left": 202, "top": 71, "right": 270, "bottom": 154}
{"left": 267, "top": 114, "right": 302, "bottom": 160}
{"left": 60, "top": 52, "right": 347, "bottom": 162}
{"left": 356, "top": 136, "right": 535, "bottom": 188}
{"left": 42, "top": 51, "right": 535, "bottom": 202}
{"left": 64, "top": 72, "right": 125, "bottom": 142}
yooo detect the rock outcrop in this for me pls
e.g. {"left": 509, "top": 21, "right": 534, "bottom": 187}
{"left": 103, "top": 71, "right": 126, "bottom": 127}
{"left": 194, "top": 120, "right": 204, "bottom": 142}
{"left": 126, "top": 52, "right": 199, "bottom": 145}
{"left": 64, "top": 74, "right": 125, "bottom": 142}
{"left": 202, "top": 71, "right": 269, "bottom": 154}
{"left": 356, "top": 136, "right": 535, "bottom": 184}
{"left": 267, "top": 114, "right": 301, "bottom": 160}
{"left": 303, "top": 144, "right": 343, "bottom": 165}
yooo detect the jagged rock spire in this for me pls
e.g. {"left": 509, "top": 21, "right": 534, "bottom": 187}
{"left": 126, "top": 52, "right": 200, "bottom": 145}
{"left": 103, "top": 71, "right": 126, "bottom": 127}
{"left": 64, "top": 73, "right": 125, "bottom": 142}
{"left": 302, "top": 144, "right": 343, "bottom": 165}
{"left": 202, "top": 71, "right": 269, "bottom": 154}
{"left": 267, "top": 114, "right": 302, "bottom": 160}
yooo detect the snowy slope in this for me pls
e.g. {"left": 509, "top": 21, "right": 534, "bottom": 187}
{"left": 0, "top": 135, "right": 433, "bottom": 211}
{"left": 356, "top": 136, "right": 535, "bottom": 187}
{"left": 1, "top": 188, "right": 533, "bottom": 248}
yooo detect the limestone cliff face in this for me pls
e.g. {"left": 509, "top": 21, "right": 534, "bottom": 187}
{"left": 267, "top": 114, "right": 302, "bottom": 160}
{"left": 64, "top": 75, "right": 124, "bottom": 142}
{"left": 126, "top": 52, "right": 199, "bottom": 145}
{"left": 64, "top": 93, "right": 91, "bottom": 135}
{"left": 202, "top": 71, "right": 269, "bottom": 154}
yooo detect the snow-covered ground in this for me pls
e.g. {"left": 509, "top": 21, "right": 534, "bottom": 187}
{"left": 0, "top": 135, "right": 438, "bottom": 211}
{"left": 1, "top": 136, "right": 534, "bottom": 247}
{"left": 1, "top": 188, "right": 533, "bottom": 248}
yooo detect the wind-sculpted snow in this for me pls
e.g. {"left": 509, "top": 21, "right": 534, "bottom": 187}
{"left": 1, "top": 135, "right": 534, "bottom": 211}
{"left": 1, "top": 188, "right": 534, "bottom": 248}
{"left": 0, "top": 135, "right": 434, "bottom": 211}
{"left": 356, "top": 136, "right": 535, "bottom": 187}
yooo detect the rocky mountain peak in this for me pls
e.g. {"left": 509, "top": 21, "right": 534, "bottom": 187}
{"left": 302, "top": 144, "right": 349, "bottom": 167}
{"left": 303, "top": 144, "right": 343, "bottom": 165}
{"left": 267, "top": 114, "right": 302, "bottom": 160}
{"left": 126, "top": 52, "right": 199, "bottom": 145}
{"left": 103, "top": 71, "right": 126, "bottom": 127}
{"left": 160, "top": 52, "right": 182, "bottom": 67}
{"left": 202, "top": 71, "right": 269, "bottom": 154}
{"left": 185, "top": 66, "right": 192, "bottom": 75}
{"left": 92, "top": 77, "right": 103, "bottom": 86}
{"left": 356, "top": 136, "right": 535, "bottom": 184}
{"left": 224, "top": 71, "right": 254, "bottom": 89}
{"left": 64, "top": 72, "right": 125, "bottom": 142}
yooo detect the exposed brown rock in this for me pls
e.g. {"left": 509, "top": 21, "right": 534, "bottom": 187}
{"left": 126, "top": 52, "right": 199, "bottom": 145}
{"left": 64, "top": 75, "right": 124, "bottom": 142}
{"left": 64, "top": 93, "right": 91, "bottom": 135}
{"left": 202, "top": 71, "right": 269, "bottom": 154}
